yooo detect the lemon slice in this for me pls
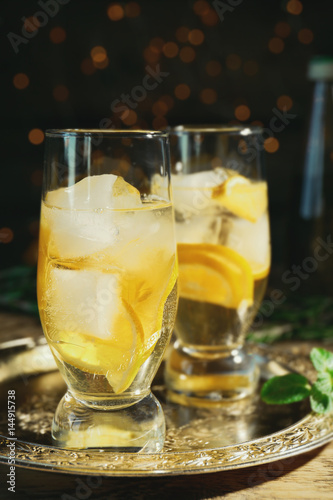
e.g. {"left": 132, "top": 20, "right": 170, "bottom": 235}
{"left": 51, "top": 297, "right": 144, "bottom": 394}
{"left": 212, "top": 175, "right": 268, "bottom": 223}
{"left": 177, "top": 243, "right": 253, "bottom": 308}
{"left": 250, "top": 261, "right": 270, "bottom": 281}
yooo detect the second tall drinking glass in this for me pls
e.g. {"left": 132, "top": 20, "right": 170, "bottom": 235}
{"left": 164, "top": 126, "right": 271, "bottom": 405}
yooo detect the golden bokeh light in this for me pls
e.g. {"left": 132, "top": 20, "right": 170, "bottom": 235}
{"left": 226, "top": 54, "right": 242, "bottom": 70}
{"left": 268, "top": 37, "right": 285, "bottom": 54}
{"left": 286, "top": 0, "right": 303, "bottom": 15}
{"left": 179, "top": 46, "right": 196, "bottom": 63}
{"left": 143, "top": 47, "right": 160, "bottom": 63}
{"left": 150, "top": 37, "right": 165, "bottom": 53}
{"left": 122, "top": 110, "right": 137, "bottom": 126}
{"left": 125, "top": 2, "right": 141, "bottom": 18}
{"left": 174, "top": 84, "right": 191, "bottom": 100}
{"left": 0, "top": 227, "right": 14, "bottom": 244}
{"left": 80, "top": 58, "right": 96, "bottom": 75}
{"left": 274, "top": 22, "right": 291, "bottom": 38}
{"left": 176, "top": 26, "right": 190, "bottom": 43}
{"left": 243, "top": 60, "right": 259, "bottom": 76}
{"left": 91, "top": 46, "right": 107, "bottom": 63}
{"left": 163, "top": 42, "right": 179, "bottom": 58}
{"left": 24, "top": 16, "right": 40, "bottom": 33}
{"left": 200, "top": 88, "right": 217, "bottom": 105}
{"left": 152, "top": 100, "right": 168, "bottom": 116}
{"left": 13, "top": 73, "right": 29, "bottom": 90}
{"left": 28, "top": 128, "right": 45, "bottom": 145}
{"left": 193, "top": 0, "right": 210, "bottom": 15}
{"left": 277, "top": 95, "right": 293, "bottom": 111}
{"left": 53, "top": 85, "right": 69, "bottom": 102}
{"left": 160, "top": 94, "right": 174, "bottom": 110}
{"left": 298, "top": 28, "right": 314, "bottom": 44}
{"left": 206, "top": 60, "right": 222, "bottom": 76}
{"left": 251, "top": 120, "right": 264, "bottom": 127}
{"left": 153, "top": 116, "right": 168, "bottom": 130}
{"left": 188, "top": 29, "right": 204, "bottom": 46}
{"left": 201, "top": 9, "right": 219, "bottom": 26}
{"left": 49, "top": 27, "right": 66, "bottom": 44}
{"left": 107, "top": 4, "right": 124, "bottom": 21}
{"left": 93, "top": 57, "right": 109, "bottom": 69}
{"left": 235, "top": 105, "right": 251, "bottom": 121}
{"left": 264, "top": 137, "right": 280, "bottom": 153}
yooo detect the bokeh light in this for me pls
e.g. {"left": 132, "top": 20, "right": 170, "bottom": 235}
{"left": 107, "top": 4, "right": 124, "bottom": 21}
{"left": 274, "top": 22, "right": 291, "bottom": 38}
{"left": 193, "top": 0, "right": 210, "bottom": 15}
{"left": 0, "top": 227, "right": 14, "bottom": 244}
{"left": 153, "top": 116, "right": 168, "bottom": 130}
{"left": 24, "top": 16, "right": 39, "bottom": 33}
{"left": 174, "top": 84, "right": 191, "bottom": 100}
{"left": 125, "top": 2, "right": 141, "bottom": 18}
{"left": 53, "top": 85, "right": 69, "bottom": 102}
{"left": 206, "top": 60, "right": 222, "bottom": 76}
{"left": 13, "top": 73, "right": 29, "bottom": 90}
{"left": 152, "top": 100, "right": 168, "bottom": 116}
{"left": 122, "top": 110, "right": 137, "bottom": 126}
{"left": 179, "top": 46, "right": 196, "bottom": 63}
{"left": 277, "top": 95, "right": 293, "bottom": 111}
{"left": 80, "top": 58, "right": 96, "bottom": 75}
{"left": 200, "top": 88, "right": 217, "bottom": 104}
{"left": 91, "top": 46, "right": 107, "bottom": 63}
{"left": 235, "top": 105, "right": 251, "bottom": 121}
{"left": 160, "top": 95, "right": 174, "bottom": 110}
{"left": 298, "top": 28, "right": 314, "bottom": 44}
{"left": 188, "top": 29, "right": 204, "bottom": 45}
{"left": 264, "top": 137, "right": 280, "bottom": 153}
{"left": 268, "top": 37, "right": 285, "bottom": 54}
{"left": 163, "top": 42, "right": 179, "bottom": 58}
{"left": 243, "top": 60, "right": 259, "bottom": 76}
{"left": 175, "top": 26, "right": 190, "bottom": 43}
{"left": 226, "top": 54, "right": 242, "bottom": 70}
{"left": 49, "top": 27, "right": 66, "bottom": 44}
{"left": 286, "top": 0, "right": 303, "bottom": 15}
{"left": 201, "top": 8, "right": 219, "bottom": 26}
{"left": 28, "top": 129, "right": 44, "bottom": 145}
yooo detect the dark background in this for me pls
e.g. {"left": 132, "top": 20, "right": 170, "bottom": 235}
{"left": 1, "top": 0, "right": 332, "bottom": 282}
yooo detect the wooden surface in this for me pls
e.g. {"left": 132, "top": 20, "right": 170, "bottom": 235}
{"left": 0, "top": 311, "right": 332, "bottom": 499}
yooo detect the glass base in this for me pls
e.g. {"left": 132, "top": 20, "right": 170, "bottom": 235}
{"left": 52, "top": 391, "right": 165, "bottom": 453}
{"left": 165, "top": 342, "right": 260, "bottom": 407}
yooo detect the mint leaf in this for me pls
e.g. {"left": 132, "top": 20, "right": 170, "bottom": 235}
{"left": 310, "top": 348, "right": 333, "bottom": 373}
{"left": 261, "top": 373, "right": 311, "bottom": 405}
{"left": 310, "top": 381, "right": 333, "bottom": 414}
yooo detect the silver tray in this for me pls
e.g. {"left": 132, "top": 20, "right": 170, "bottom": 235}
{"left": 0, "top": 340, "right": 332, "bottom": 476}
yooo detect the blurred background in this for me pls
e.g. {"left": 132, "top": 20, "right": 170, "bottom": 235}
{"left": 1, "top": 0, "right": 333, "bottom": 334}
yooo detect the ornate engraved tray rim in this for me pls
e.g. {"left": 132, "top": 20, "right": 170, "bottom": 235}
{"left": 0, "top": 342, "right": 333, "bottom": 476}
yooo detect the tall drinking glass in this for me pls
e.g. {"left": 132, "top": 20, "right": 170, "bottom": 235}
{"left": 37, "top": 130, "right": 178, "bottom": 451}
{"left": 164, "top": 125, "right": 270, "bottom": 405}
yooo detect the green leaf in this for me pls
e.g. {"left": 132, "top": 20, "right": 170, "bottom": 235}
{"left": 312, "top": 372, "right": 332, "bottom": 395}
{"left": 310, "top": 348, "right": 333, "bottom": 373}
{"left": 261, "top": 373, "right": 311, "bottom": 405}
{"left": 310, "top": 383, "right": 333, "bottom": 414}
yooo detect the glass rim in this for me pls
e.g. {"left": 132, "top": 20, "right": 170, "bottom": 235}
{"left": 168, "top": 125, "right": 263, "bottom": 136}
{"left": 45, "top": 129, "right": 168, "bottom": 139}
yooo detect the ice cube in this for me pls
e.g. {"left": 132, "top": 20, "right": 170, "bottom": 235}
{"left": 46, "top": 264, "right": 120, "bottom": 340}
{"left": 227, "top": 212, "right": 270, "bottom": 269}
{"left": 43, "top": 174, "right": 142, "bottom": 259}
{"left": 171, "top": 169, "right": 229, "bottom": 217}
{"left": 46, "top": 174, "right": 141, "bottom": 210}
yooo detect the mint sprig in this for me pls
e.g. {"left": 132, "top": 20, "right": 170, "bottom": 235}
{"left": 261, "top": 347, "right": 333, "bottom": 414}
